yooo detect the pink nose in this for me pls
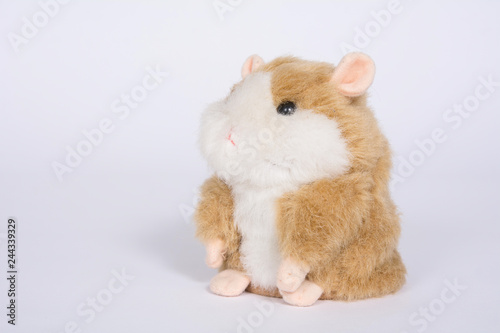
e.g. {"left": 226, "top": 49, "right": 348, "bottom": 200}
{"left": 226, "top": 129, "right": 236, "bottom": 146}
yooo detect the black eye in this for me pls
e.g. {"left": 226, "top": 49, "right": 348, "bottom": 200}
{"left": 277, "top": 101, "right": 296, "bottom": 116}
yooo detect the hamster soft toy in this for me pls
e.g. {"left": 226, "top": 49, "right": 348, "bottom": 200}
{"left": 195, "top": 52, "right": 406, "bottom": 306}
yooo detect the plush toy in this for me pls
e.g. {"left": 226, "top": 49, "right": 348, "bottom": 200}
{"left": 195, "top": 52, "right": 406, "bottom": 306}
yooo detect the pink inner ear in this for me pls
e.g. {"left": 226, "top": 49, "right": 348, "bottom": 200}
{"left": 342, "top": 60, "right": 366, "bottom": 83}
{"left": 331, "top": 53, "right": 375, "bottom": 97}
{"left": 241, "top": 55, "right": 264, "bottom": 79}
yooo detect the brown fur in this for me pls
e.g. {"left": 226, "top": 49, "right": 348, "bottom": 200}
{"left": 195, "top": 56, "right": 406, "bottom": 301}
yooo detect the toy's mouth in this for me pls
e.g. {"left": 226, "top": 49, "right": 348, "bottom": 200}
{"left": 263, "top": 157, "right": 293, "bottom": 171}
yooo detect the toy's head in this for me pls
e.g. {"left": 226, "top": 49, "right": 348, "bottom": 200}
{"left": 199, "top": 53, "right": 377, "bottom": 188}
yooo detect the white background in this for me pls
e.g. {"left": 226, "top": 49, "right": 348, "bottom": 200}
{"left": 1, "top": 0, "right": 499, "bottom": 332}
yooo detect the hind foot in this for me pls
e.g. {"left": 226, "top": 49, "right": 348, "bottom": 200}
{"left": 280, "top": 280, "right": 323, "bottom": 307}
{"left": 210, "top": 269, "right": 251, "bottom": 297}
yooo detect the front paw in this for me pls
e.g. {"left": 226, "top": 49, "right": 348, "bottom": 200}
{"left": 205, "top": 239, "right": 226, "bottom": 268}
{"left": 277, "top": 258, "right": 310, "bottom": 293}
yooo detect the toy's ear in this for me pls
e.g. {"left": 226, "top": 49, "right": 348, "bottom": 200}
{"left": 241, "top": 54, "right": 265, "bottom": 79}
{"left": 330, "top": 52, "right": 375, "bottom": 97}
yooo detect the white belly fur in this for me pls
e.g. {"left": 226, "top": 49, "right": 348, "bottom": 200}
{"left": 232, "top": 184, "right": 297, "bottom": 290}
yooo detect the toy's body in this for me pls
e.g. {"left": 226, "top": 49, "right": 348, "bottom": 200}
{"left": 195, "top": 53, "right": 406, "bottom": 306}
